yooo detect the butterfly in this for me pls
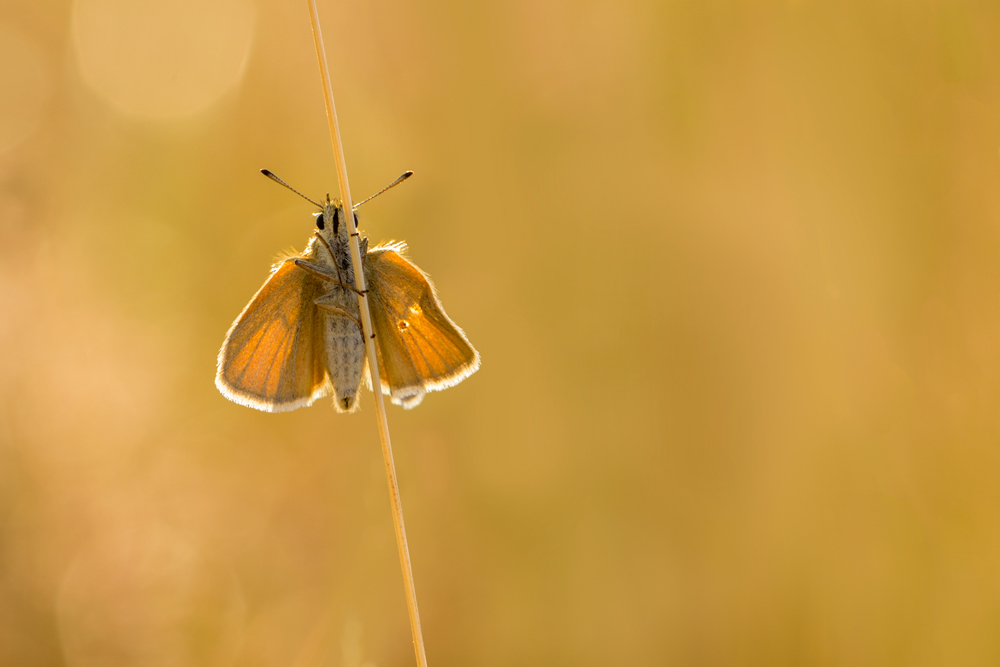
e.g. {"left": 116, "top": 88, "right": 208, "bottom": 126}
{"left": 216, "top": 170, "right": 480, "bottom": 412}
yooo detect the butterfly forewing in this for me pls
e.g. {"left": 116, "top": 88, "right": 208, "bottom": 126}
{"left": 216, "top": 259, "right": 330, "bottom": 411}
{"left": 364, "top": 244, "right": 480, "bottom": 407}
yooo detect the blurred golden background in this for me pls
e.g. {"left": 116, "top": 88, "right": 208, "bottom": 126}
{"left": 2, "top": 0, "right": 1000, "bottom": 664}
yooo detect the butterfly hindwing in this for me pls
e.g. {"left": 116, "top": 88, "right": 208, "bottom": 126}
{"left": 364, "top": 243, "right": 480, "bottom": 408}
{"left": 216, "top": 258, "right": 330, "bottom": 412}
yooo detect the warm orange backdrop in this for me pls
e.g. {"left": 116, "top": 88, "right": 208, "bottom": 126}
{"left": 2, "top": 0, "right": 1000, "bottom": 665}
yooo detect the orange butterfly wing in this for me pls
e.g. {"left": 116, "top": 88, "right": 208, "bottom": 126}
{"left": 364, "top": 243, "right": 480, "bottom": 408}
{"left": 216, "top": 258, "right": 331, "bottom": 412}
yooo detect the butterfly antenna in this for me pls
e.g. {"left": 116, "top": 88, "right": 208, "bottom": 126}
{"left": 353, "top": 171, "right": 414, "bottom": 209}
{"left": 260, "top": 169, "right": 323, "bottom": 208}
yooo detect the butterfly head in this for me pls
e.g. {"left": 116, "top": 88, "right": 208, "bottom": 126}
{"left": 314, "top": 199, "right": 361, "bottom": 245}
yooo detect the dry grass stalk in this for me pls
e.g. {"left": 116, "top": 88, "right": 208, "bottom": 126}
{"left": 306, "top": 2, "right": 429, "bottom": 666}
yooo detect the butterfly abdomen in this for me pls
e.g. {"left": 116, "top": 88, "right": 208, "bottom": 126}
{"left": 320, "top": 279, "right": 365, "bottom": 412}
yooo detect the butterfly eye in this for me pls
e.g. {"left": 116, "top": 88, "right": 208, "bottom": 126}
{"left": 353, "top": 212, "right": 359, "bottom": 229}
{"left": 315, "top": 213, "right": 325, "bottom": 230}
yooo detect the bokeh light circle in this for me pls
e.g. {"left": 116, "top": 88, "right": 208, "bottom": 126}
{"left": 0, "top": 24, "right": 50, "bottom": 152}
{"left": 71, "top": 0, "right": 255, "bottom": 119}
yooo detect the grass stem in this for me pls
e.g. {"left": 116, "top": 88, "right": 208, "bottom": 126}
{"left": 306, "top": 3, "right": 429, "bottom": 666}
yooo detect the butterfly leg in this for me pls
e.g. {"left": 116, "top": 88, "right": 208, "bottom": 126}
{"left": 311, "top": 232, "right": 349, "bottom": 286}
{"left": 293, "top": 259, "right": 367, "bottom": 295}
{"left": 314, "top": 299, "right": 365, "bottom": 337}
{"left": 312, "top": 232, "right": 371, "bottom": 287}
